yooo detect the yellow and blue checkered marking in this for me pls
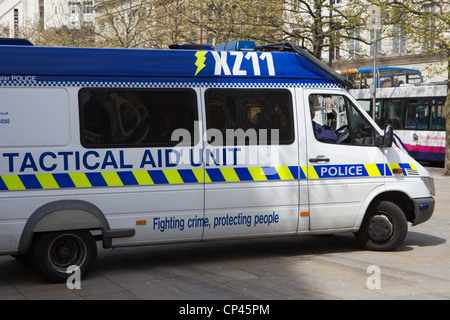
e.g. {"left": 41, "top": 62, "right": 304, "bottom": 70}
{"left": 0, "top": 163, "right": 417, "bottom": 191}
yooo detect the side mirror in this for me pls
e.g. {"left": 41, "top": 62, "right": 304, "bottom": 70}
{"left": 376, "top": 124, "right": 393, "bottom": 147}
{"left": 382, "top": 124, "right": 393, "bottom": 147}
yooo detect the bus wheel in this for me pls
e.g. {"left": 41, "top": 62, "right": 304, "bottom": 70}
{"left": 355, "top": 201, "right": 407, "bottom": 251}
{"left": 31, "top": 230, "right": 97, "bottom": 283}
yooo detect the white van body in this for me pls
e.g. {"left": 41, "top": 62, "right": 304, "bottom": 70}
{"left": 0, "top": 40, "right": 434, "bottom": 282}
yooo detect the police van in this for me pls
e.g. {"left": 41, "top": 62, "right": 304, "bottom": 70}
{"left": 0, "top": 39, "right": 435, "bottom": 282}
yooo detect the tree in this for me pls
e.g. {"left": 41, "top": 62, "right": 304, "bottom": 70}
{"left": 93, "top": 0, "right": 157, "bottom": 48}
{"left": 187, "top": 0, "right": 372, "bottom": 62}
{"left": 181, "top": 0, "right": 284, "bottom": 45}
{"left": 19, "top": 17, "right": 95, "bottom": 48}
{"left": 19, "top": 0, "right": 371, "bottom": 62}
{"left": 368, "top": 0, "right": 450, "bottom": 172}
{"left": 280, "top": 0, "right": 371, "bottom": 62}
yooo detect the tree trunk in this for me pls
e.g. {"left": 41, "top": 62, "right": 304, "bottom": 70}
{"left": 444, "top": 53, "right": 450, "bottom": 175}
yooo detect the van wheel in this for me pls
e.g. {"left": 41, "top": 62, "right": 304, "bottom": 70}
{"left": 355, "top": 201, "right": 407, "bottom": 251}
{"left": 31, "top": 230, "right": 97, "bottom": 283}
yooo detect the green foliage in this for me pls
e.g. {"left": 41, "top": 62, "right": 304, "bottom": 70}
{"left": 17, "top": 0, "right": 368, "bottom": 60}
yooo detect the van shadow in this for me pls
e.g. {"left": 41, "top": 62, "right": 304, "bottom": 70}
{"left": 400, "top": 231, "right": 446, "bottom": 251}
{"left": 2, "top": 234, "right": 360, "bottom": 284}
{"left": 95, "top": 231, "right": 446, "bottom": 272}
{"left": 95, "top": 235, "right": 357, "bottom": 271}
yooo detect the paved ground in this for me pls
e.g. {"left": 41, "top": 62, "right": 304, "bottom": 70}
{"left": 0, "top": 166, "right": 449, "bottom": 301}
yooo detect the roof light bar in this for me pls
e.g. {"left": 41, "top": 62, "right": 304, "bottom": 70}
{"left": 215, "top": 40, "right": 256, "bottom": 51}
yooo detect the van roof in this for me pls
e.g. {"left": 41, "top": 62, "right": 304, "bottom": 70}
{"left": 0, "top": 41, "right": 351, "bottom": 88}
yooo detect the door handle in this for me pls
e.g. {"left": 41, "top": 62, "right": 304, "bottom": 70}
{"left": 309, "top": 156, "right": 330, "bottom": 163}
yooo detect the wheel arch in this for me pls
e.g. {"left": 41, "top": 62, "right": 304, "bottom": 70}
{"left": 356, "top": 189, "right": 415, "bottom": 229}
{"left": 18, "top": 200, "right": 110, "bottom": 255}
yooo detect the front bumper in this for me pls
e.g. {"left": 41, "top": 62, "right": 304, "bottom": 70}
{"left": 412, "top": 197, "right": 435, "bottom": 226}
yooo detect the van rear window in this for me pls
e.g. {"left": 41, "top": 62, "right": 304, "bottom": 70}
{"left": 79, "top": 88, "right": 198, "bottom": 148}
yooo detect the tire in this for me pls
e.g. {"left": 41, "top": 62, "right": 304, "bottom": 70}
{"left": 354, "top": 201, "right": 408, "bottom": 251}
{"left": 31, "top": 230, "right": 97, "bottom": 283}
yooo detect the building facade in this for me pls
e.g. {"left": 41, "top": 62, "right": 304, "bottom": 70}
{"left": 0, "top": 0, "right": 42, "bottom": 37}
{"left": 0, "top": 0, "right": 94, "bottom": 36}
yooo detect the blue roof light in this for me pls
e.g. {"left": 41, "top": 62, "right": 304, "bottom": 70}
{"left": 215, "top": 40, "right": 256, "bottom": 51}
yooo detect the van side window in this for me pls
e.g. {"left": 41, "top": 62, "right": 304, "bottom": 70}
{"left": 205, "top": 89, "right": 294, "bottom": 145}
{"left": 309, "top": 94, "right": 376, "bottom": 146}
{"left": 79, "top": 88, "right": 198, "bottom": 147}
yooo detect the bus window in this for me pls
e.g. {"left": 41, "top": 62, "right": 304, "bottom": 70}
{"left": 430, "top": 98, "right": 446, "bottom": 130}
{"left": 345, "top": 68, "right": 423, "bottom": 88}
{"left": 405, "top": 99, "right": 430, "bottom": 130}
{"left": 360, "top": 72, "right": 373, "bottom": 88}
{"left": 406, "top": 72, "right": 422, "bottom": 84}
{"left": 358, "top": 100, "right": 371, "bottom": 113}
{"left": 379, "top": 70, "right": 422, "bottom": 87}
{"left": 381, "top": 99, "right": 404, "bottom": 129}
{"left": 380, "top": 71, "right": 395, "bottom": 87}
{"left": 396, "top": 74, "right": 407, "bottom": 86}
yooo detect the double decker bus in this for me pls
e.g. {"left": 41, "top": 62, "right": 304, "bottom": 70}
{"left": 343, "top": 67, "right": 423, "bottom": 89}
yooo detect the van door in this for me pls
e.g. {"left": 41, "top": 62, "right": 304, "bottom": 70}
{"left": 201, "top": 88, "right": 300, "bottom": 240}
{"left": 78, "top": 88, "right": 205, "bottom": 245}
{"left": 304, "top": 89, "right": 385, "bottom": 231}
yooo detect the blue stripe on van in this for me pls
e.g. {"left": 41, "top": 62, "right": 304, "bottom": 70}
{"left": 0, "top": 163, "right": 415, "bottom": 191}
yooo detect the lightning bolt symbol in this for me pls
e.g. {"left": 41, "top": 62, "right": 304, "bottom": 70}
{"left": 194, "top": 51, "right": 207, "bottom": 76}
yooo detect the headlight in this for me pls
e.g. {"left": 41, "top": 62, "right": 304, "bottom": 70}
{"left": 421, "top": 177, "right": 435, "bottom": 196}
